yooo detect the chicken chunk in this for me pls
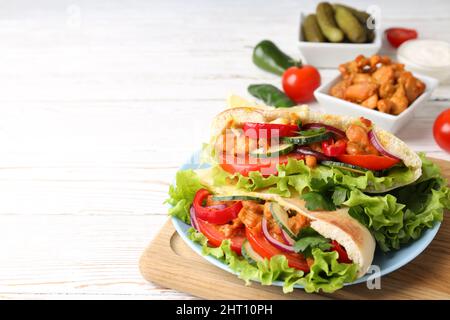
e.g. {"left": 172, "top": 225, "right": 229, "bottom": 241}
{"left": 330, "top": 78, "right": 352, "bottom": 99}
{"left": 389, "top": 84, "right": 409, "bottom": 115}
{"left": 219, "top": 218, "right": 243, "bottom": 238}
{"left": 288, "top": 214, "right": 309, "bottom": 235}
{"left": 378, "top": 81, "right": 396, "bottom": 99}
{"left": 330, "top": 54, "right": 425, "bottom": 116}
{"left": 371, "top": 65, "right": 395, "bottom": 85}
{"left": 377, "top": 99, "right": 394, "bottom": 114}
{"left": 398, "top": 71, "right": 425, "bottom": 103}
{"left": 344, "top": 83, "right": 378, "bottom": 103}
{"left": 238, "top": 201, "right": 264, "bottom": 229}
{"left": 361, "top": 93, "right": 378, "bottom": 109}
{"left": 352, "top": 73, "right": 374, "bottom": 84}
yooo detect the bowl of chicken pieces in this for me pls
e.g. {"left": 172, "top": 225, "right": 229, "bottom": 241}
{"left": 314, "top": 54, "right": 438, "bottom": 133}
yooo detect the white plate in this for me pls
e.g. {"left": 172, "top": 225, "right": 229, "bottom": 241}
{"left": 170, "top": 151, "right": 441, "bottom": 291}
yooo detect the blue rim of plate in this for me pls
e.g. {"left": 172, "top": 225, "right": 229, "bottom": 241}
{"left": 171, "top": 150, "right": 442, "bottom": 289}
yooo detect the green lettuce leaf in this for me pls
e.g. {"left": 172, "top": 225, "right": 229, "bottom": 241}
{"left": 345, "top": 154, "right": 450, "bottom": 251}
{"left": 215, "top": 156, "right": 415, "bottom": 196}
{"left": 290, "top": 249, "right": 358, "bottom": 293}
{"left": 293, "top": 227, "right": 332, "bottom": 258}
{"left": 207, "top": 153, "right": 449, "bottom": 251}
{"left": 187, "top": 228, "right": 357, "bottom": 294}
{"left": 301, "top": 191, "right": 336, "bottom": 211}
{"left": 166, "top": 170, "right": 204, "bottom": 224}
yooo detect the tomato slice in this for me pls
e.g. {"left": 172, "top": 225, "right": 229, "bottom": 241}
{"left": 193, "top": 189, "right": 242, "bottom": 224}
{"left": 336, "top": 154, "right": 400, "bottom": 171}
{"left": 197, "top": 218, "right": 245, "bottom": 255}
{"left": 385, "top": 28, "right": 418, "bottom": 48}
{"left": 243, "top": 122, "right": 299, "bottom": 139}
{"left": 330, "top": 240, "right": 352, "bottom": 264}
{"left": 219, "top": 153, "right": 305, "bottom": 177}
{"left": 246, "top": 226, "right": 309, "bottom": 272}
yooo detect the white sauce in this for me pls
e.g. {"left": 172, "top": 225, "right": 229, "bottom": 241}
{"left": 398, "top": 39, "right": 450, "bottom": 68}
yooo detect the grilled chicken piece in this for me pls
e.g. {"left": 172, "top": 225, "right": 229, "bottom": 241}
{"left": 377, "top": 99, "right": 394, "bottom": 114}
{"left": 238, "top": 201, "right": 264, "bottom": 229}
{"left": 288, "top": 214, "right": 309, "bottom": 236}
{"left": 219, "top": 218, "right": 244, "bottom": 238}
{"left": 361, "top": 93, "right": 378, "bottom": 109}
{"left": 371, "top": 65, "right": 394, "bottom": 85}
{"left": 378, "top": 81, "right": 396, "bottom": 99}
{"left": 330, "top": 78, "right": 352, "bottom": 99}
{"left": 389, "top": 84, "right": 409, "bottom": 115}
{"left": 398, "top": 71, "right": 425, "bottom": 103}
{"left": 344, "top": 83, "right": 378, "bottom": 103}
{"left": 352, "top": 73, "right": 374, "bottom": 84}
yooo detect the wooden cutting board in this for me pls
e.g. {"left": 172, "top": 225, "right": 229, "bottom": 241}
{"left": 139, "top": 158, "right": 450, "bottom": 299}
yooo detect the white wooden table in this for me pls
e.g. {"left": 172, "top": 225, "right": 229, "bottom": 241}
{"left": 0, "top": 0, "right": 448, "bottom": 299}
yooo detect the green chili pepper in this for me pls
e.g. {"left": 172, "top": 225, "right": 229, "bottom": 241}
{"left": 252, "top": 40, "right": 301, "bottom": 76}
{"left": 248, "top": 84, "right": 296, "bottom": 108}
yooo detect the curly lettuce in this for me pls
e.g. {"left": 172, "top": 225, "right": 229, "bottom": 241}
{"left": 346, "top": 155, "right": 450, "bottom": 251}
{"left": 166, "top": 169, "right": 203, "bottom": 223}
{"left": 227, "top": 157, "right": 415, "bottom": 195}
{"left": 209, "top": 153, "right": 449, "bottom": 252}
{"left": 187, "top": 228, "right": 358, "bottom": 293}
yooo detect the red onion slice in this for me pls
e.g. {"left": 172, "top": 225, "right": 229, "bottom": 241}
{"left": 295, "top": 146, "right": 331, "bottom": 162}
{"left": 302, "top": 123, "right": 346, "bottom": 140}
{"left": 189, "top": 206, "right": 200, "bottom": 231}
{"left": 281, "top": 229, "right": 296, "bottom": 246}
{"left": 368, "top": 130, "right": 401, "bottom": 160}
{"left": 262, "top": 217, "right": 296, "bottom": 253}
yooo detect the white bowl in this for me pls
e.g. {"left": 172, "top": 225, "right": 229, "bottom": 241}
{"left": 314, "top": 72, "right": 438, "bottom": 133}
{"left": 298, "top": 12, "right": 382, "bottom": 68}
{"left": 397, "top": 40, "right": 450, "bottom": 83}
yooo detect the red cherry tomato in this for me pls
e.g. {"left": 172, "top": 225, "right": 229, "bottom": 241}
{"left": 282, "top": 65, "right": 321, "bottom": 103}
{"left": 385, "top": 28, "right": 418, "bottom": 48}
{"left": 433, "top": 109, "right": 450, "bottom": 153}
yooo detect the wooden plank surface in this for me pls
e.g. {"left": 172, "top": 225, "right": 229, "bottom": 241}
{"left": 0, "top": 0, "right": 449, "bottom": 299}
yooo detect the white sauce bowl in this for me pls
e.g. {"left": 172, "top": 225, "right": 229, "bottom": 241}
{"left": 397, "top": 39, "right": 450, "bottom": 83}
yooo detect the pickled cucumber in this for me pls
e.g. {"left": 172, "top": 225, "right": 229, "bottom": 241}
{"left": 333, "top": 3, "right": 369, "bottom": 24}
{"left": 316, "top": 2, "right": 344, "bottom": 43}
{"left": 333, "top": 3, "right": 375, "bottom": 43}
{"left": 302, "top": 14, "right": 326, "bottom": 42}
{"left": 334, "top": 6, "right": 367, "bottom": 43}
